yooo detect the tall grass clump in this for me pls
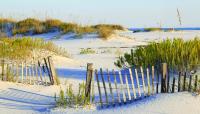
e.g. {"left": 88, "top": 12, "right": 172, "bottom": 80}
{"left": 0, "top": 37, "right": 69, "bottom": 62}
{"left": 12, "top": 18, "right": 44, "bottom": 35}
{"left": 115, "top": 38, "right": 200, "bottom": 72}
{"left": 55, "top": 83, "right": 91, "bottom": 108}
{"left": 44, "top": 19, "right": 62, "bottom": 32}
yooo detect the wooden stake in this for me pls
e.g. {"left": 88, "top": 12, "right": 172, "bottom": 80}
{"left": 140, "top": 67, "right": 146, "bottom": 96}
{"left": 107, "top": 69, "right": 114, "bottom": 104}
{"left": 178, "top": 72, "right": 181, "bottom": 92}
{"left": 183, "top": 72, "right": 186, "bottom": 91}
{"left": 95, "top": 69, "right": 103, "bottom": 107}
{"left": 152, "top": 66, "right": 155, "bottom": 94}
{"left": 135, "top": 68, "right": 141, "bottom": 97}
{"left": 146, "top": 68, "right": 151, "bottom": 96}
{"left": 188, "top": 75, "right": 192, "bottom": 92}
{"left": 125, "top": 74, "right": 131, "bottom": 101}
{"left": 129, "top": 68, "right": 136, "bottom": 99}
{"left": 85, "top": 63, "right": 93, "bottom": 102}
{"left": 100, "top": 68, "right": 109, "bottom": 105}
{"left": 172, "top": 77, "right": 175, "bottom": 93}
{"left": 113, "top": 69, "right": 121, "bottom": 103}
{"left": 161, "top": 63, "right": 167, "bottom": 93}
{"left": 194, "top": 75, "right": 198, "bottom": 92}
{"left": 21, "top": 62, "right": 24, "bottom": 83}
{"left": 119, "top": 71, "right": 126, "bottom": 103}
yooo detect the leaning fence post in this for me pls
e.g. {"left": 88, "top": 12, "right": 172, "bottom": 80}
{"left": 178, "top": 72, "right": 181, "bottom": 92}
{"left": 140, "top": 67, "right": 146, "bottom": 96}
{"left": 21, "top": 62, "right": 24, "bottom": 83}
{"left": 119, "top": 71, "right": 126, "bottom": 103}
{"left": 156, "top": 66, "right": 160, "bottom": 94}
{"left": 107, "top": 69, "right": 114, "bottom": 104}
{"left": 135, "top": 68, "right": 141, "bottom": 97}
{"left": 113, "top": 69, "right": 121, "bottom": 103}
{"left": 194, "top": 75, "right": 198, "bottom": 92}
{"left": 95, "top": 69, "right": 103, "bottom": 107}
{"left": 146, "top": 68, "right": 151, "bottom": 96}
{"left": 129, "top": 68, "right": 136, "bottom": 99}
{"left": 152, "top": 66, "right": 155, "bottom": 94}
{"left": 125, "top": 74, "right": 131, "bottom": 101}
{"left": 167, "top": 67, "right": 170, "bottom": 92}
{"left": 100, "top": 68, "right": 109, "bottom": 105}
{"left": 188, "top": 74, "right": 192, "bottom": 92}
{"left": 47, "top": 56, "right": 57, "bottom": 85}
{"left": 183, "top": 72, "right": 187, "bottom": 91}
{"left": 44, "top": 58, "right": 52, "bottom": 84}
{"left": 1, "top": 59, "right": 5, "bottom": 81}
{"left": 161, "top": 63, "right": 167, "bottom": 93}
{"left": 172, "top": 77, "right": 175, "bottom": 93}
{"left": 85, "top": 63, "right": 93, "bottom": 103}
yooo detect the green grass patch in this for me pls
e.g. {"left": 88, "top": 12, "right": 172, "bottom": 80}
{"left": 80, "top": 48, "right": 96, "bottom": 54}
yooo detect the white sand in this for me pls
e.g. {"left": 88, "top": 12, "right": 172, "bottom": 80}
{"left": 0, "top": 30, "right": 200, "bottom": 114}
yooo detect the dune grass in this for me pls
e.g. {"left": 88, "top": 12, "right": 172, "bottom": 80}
{"left": 0, "top": 37, "right": 69, "bottom": 62}
{"left": 115, "top": 38, "right": 200, "bottom": 72}
{"left": 0, "top": 18, "right": 125, "bottom": 39}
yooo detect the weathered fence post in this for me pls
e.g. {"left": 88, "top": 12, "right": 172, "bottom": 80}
{"left": 44, "top": 58, "right": 52, "bottom": 84}
{"left": 21, "top": 62, "right": 24, "bottom": 83}
{"left": 47, "top": 56, "right": 57, "bottom": 85}
{"left": 161, "top": 63, "right": 167, "bottom": 93}
{"left": 119, "top": 71, "right": 126, "bottom": 103}
{"left": 1, "top": 59, "right": 5, "bottom": 81}
{"left": 178, "top": 72, "right": 181, "bottom": 92}
{"left": 188, "top": 75, "right": 192, "bottom": 92}
{"left": 167, "top": 67, "right": 170, "bottom": 92}
{"left": 113, "top": 69, "right": 121, "bottom": 103}
{"left": 156, "top": 65, "right": 160, "bottom": 94}
{"left": 129, "top": 68, "right": 136, "bottom": 99}
{"left": 194, "top": 75, "right": 198, "bottom": 92}
{"left": 172, "top": 77, "right": 175, "bottom": 93}
{"left": 140, "top": 67, "right": 146, "bottom": 96}
{"left": 95, "top": 69, "right": 103, "bottom": 107}
{"left": 107, "top": 69, "right": 114, "bottom": 104}
{"left": 146, "top": 68, "right": 151, "bottom": 96}
{"left": 135, "top": 68, "right": 141, "bottom": 97}
{"left": 152, "top": 66, "right": 155, "bottom": 94}
{"left": 100, "top": 68, "right": 109, "bottom": 105}
{"left": 85, "top": 63, "right": 94, "bottom": 103}
{"left": 125, "top": 74, "right": 131, "bottom": 101}
{"left": 183, "top": 72, "right": 187, "bottom": 91}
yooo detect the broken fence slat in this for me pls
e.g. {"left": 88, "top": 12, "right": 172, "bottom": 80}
{"left": 119, "top": 71, "right": 127, "bottom": 103}
{"left": 100, "top": 68, "right": 109, "bottom": 105}
{"left": 135, "top": 68, "right": 141, "bottom": 97}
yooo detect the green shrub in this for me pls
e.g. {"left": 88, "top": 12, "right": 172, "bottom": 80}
{"left": 93, "top": 24, "right": 124, "bottom": 30}
{"left": 55, "top": 83, "right": 90, "bottom": 108}
{"left": 80, "top": 48, "right": 96, "bottom": 54}
{"left": 115, "top": 38, "right": 200, "bottom": 72}
{"left": 144, "top": 28, "right": 162, "bottom": 32}
{"left": 44, "top": 19, "right": 62, "bottom": 31}
{"left": 59, "top": 23, "right": 78, "bottom": 34}
{"left": 13, "top": 18, "right": 44, "bottom": 35}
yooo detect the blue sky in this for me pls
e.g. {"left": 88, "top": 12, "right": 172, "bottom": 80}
{"left": 0, "top": 0, "right": 199, "bottom": 27}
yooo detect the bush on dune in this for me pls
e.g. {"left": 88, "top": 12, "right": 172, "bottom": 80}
{"left": 98, "top": 27, "right": 114, "bottom": 39}
{"left": 12, "top": 18, "right": 44, "bottom": 35}
{"left": 44, "top": 19, "right": 62, "bottom": 32}
{"left": 59, "top": 23, "right": 78, "bottom": 34}
{"left": 144, "top": 27, "right": 162, "bottom": 32}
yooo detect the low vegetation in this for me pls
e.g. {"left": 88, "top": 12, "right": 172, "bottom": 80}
{"left": 0, "top": 37, "right": 69, "bottom": 62}
{"left": 55, "top": 83, "right": 91, "bottom": 108}
{"left": 115, "top": 38, "right": 200, "bottom": 72}
{"left": 80, "top": 48, "right": 96, "bottom": 54}
{"left": 144, "top": 27, "right": 162, "bottom": 32}
{"left": 0, "top": 18, "right": 124, "bottom": 39}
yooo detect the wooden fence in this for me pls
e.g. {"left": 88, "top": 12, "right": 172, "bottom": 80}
{"left": 0, "top": 56, "right": 57, "bottom": 85}
{"left": 85, "top": 63, "right": 200, "bottom": 108}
